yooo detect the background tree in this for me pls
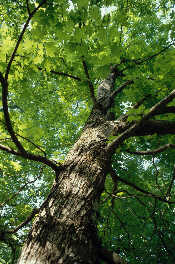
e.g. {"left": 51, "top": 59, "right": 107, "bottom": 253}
{"left": 0, "top": 0, "right": 175, "bottom": 263}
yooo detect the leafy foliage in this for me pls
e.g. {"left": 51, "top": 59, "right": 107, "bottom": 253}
{"left": 0, "top": 0, "right": 175, "bottom": 263}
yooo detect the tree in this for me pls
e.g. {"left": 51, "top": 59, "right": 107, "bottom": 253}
{"left": 0, "top": 0, "right": 175, "bottom": 263}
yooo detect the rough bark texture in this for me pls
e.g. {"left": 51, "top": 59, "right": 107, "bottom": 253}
{"left": 17, "top": 109, "right": 115, "bottom": 264}
{"left": 15, "top": 62, "right": 175, "bottom": 263}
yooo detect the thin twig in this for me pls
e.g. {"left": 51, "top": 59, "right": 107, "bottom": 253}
{"left": 132, "top": 43, "right": 174, "bottom": 65}
{"left": 0, "top": 166, "right": 44, "bottom": 208}
{"left": 122, "top": 43, "right": 174, "bottom": 72}
{"left": 126, "top": 143, "right": 175, "bottom": 156}
{"left": 111, "top": 169, "right": 175, "bottom": 204}
{"left": 166, "top": 165, "right": 175, "bottom": 199}
{"left": 7, "top": 208, "right": 39, "bottom": 234}
{"left": 17, "top": 133, "right": 46, "bottom": 157}
{"left": 50, "top": 70, "right": 81, "bottom": 81}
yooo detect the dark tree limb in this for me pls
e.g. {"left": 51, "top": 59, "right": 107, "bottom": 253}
{"left": 0, "top": 1, "right": 60, "bottom": 172}
{"left": 107, "top": 112, "right": 175, "bottom": 153}
{"left": 110, "top": 80, "right": 134, "bottom": 100}
{"left": 99, "top": 247, "right": 127, "bottom": 264}
{"left": 7, "top": 208, "right": 39, "bottom": 234}
{"left": 152, "top": 106, "right": 175, "bottom": 115}
{"left": 26, "top": 0, "right": 31, "bottom": 15}
{"left": 126, "top": 143, "right": 175, "bottom": 156}
{"left": 166, "top": 165, "right": 175, "bottom": 199}
{"left": 82, "top": 59, "right": 97, "bottom": 106}
{"left": 5, "top": 0, "right": 47, "bottom": 81}
{"left": 50, "top": 70, "right": 81, "bottom": 81}
{"left": 111, "top": 169, "right": 175, "bottom": 204}
{"left": 144, "top": 89, "right": 175, "bottom": 120}
{"left": 0, "top": 143, "right": 61, "bottom": 171}
{"left": 122, "top": 42, "right": 174, "bottom": 72}
{"left": 1, "top": 0, "right": 47, "bottom": 152}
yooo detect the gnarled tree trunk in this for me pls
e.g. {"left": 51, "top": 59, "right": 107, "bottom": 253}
{"left": 16, "top": 62, "right": 175, "bottom": 264}
{"left": 17, "top": 109, "right": 117, "bottom": 264}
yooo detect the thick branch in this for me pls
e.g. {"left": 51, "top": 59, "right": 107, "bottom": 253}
{"left": 0, "top": 0, "right": 47, "bottom": 153}
{"left": 0, "top": 1, "right": 62, "bottom": 172}
{"left": 110, "top": 80, "right": 134, "bottom": 100}
{"left": 107, "top": 118, "right": 175, "bottom": 153}
{"left": 26, "top": 0, "right": 31, "bottom": 15}
{"left": 133, "top": 119, "right": 175, "bottom": 136}
{"left": 144, "top": 89, "right": 175, "bottom": 119}
{"left": 1, "top": 76, "right": 27, "bottom": 154}
{"left": 82, "top": 60, "right": 97, "bottom": 106}
{"left": 126, "top": 143, "right": 175, "bottom": 156}
{"left": 0, "top": 143, "right": 61, "bottom": 171}
{"left": 153, "top": 106, "right": 175, "bottom": 115}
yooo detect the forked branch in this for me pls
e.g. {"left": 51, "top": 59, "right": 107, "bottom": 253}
{"left": 0, "top": 143, "right": 60, "bottom": 171}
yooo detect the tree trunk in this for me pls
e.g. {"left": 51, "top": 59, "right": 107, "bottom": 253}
{"left": 17, "top": 109, "right": 114, "bottom": 264}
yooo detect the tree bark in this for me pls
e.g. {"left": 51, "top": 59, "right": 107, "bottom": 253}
{"left": 17, "top": 109, "right": 115, "bottom": 264}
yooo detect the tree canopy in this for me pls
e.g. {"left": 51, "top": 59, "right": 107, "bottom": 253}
{"left": 0, "top": 0, "right": 175, "bottom": 263}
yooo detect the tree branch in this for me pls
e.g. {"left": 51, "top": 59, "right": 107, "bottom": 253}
{"left": 26, "top": 0, "right": 31, "bottom": 15}
{"left": 50, "top": 70, "right": 81, "bottom": 81}
{"left": 0, "top": 143, "right": 61, "bottom": 171}
{"left": 166, "top": 165, "right": 175, "bottom": 199}
{"left": 122, "top": 43, "right": 174, "bottom": 72}
{"left": 5, "top": 0, "right": 47, "bottom": 81}
{"left": 17, "top": 133, "right": 46, "bottom": 157}
{"left": 0, "top": 1, "right": 63, "bottom": 172}
{"left": 107, "top": 118, "right": 175, "bottom": 154}
{"left": 132, "top": 43, "right": 174, "bottom": 65}
{"left": 143, "top": 89, "right": 175, "bottom": 120}
{"left": 112, "top": 170, "right": 175, "bottom": 204}
{"left": 110, "top": 80, "right": 134, "bottom": 100}
{"left": 1, "top": 1, "right": 47, "bottom": 152}
{"left": 7, "top": 208, "right": 39, "bottom": 234}
{"left": 126, "top": 143, "right": 175, "bottom": 156}
{"left": 82, "top": 59, "right": 97, "bottom": 106}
